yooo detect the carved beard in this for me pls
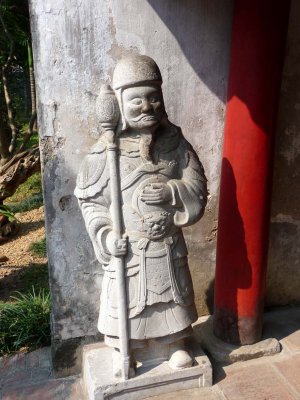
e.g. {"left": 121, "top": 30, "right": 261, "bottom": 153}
{"left": 139, "top": 131, "right": 154, "bottom": 162}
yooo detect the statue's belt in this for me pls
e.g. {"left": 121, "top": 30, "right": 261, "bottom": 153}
{"left": 127, "top": 233, "right": 185, "bottom": 317}
{"left": 127, "top": 225, "right": 179, "bottom": 245}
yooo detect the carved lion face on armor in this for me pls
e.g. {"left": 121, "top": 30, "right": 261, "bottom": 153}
{"left": 139, "top": 211, "right": 172, "bottom": 240}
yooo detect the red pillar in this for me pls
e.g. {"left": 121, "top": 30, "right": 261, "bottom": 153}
{"left": 213, "top": 0, "right": 290, "bottom": 345}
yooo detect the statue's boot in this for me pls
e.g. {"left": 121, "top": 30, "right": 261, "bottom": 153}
{"left": 168, "top": 339, "right": 194, "bottom": 370}
{"left": 112, "top": 348, "right": 136, "bottom": 378}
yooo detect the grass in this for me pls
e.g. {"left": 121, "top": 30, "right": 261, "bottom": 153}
{"left": 0, "top": 168, "right": 51, "bottom": 356}
{"left": 5, "top": 172, "right": 43, "bottom": 213}
{"left": 8, "top": 193, "right": 44, "bottom": 214}
{"left": 0, "top": 288, "right": 51, "bottom": 356}
{"left": 16, "top": 131, "right": 39, "bottom": 150}
{"left": 7, "top": 172, "right": 42, "bottom": 203}
{"left": 29, "top": 237, "right": 47, "bottom": 258}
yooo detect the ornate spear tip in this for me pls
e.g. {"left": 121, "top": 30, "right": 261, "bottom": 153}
{"left": 97, "top": 84, "right": 120, "bottom": 129}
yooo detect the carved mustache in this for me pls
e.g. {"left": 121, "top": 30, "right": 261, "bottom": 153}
{"left": 131, "top": 114, "right": 158, "bottom": 122}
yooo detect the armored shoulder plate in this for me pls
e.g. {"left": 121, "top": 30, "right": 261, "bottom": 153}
{"left": 74, "top": 138, "right": 109, "bottom": 200}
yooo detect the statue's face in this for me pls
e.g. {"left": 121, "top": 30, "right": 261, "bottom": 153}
{"left": 122, "top": 85, "right": 165, "bottom": 131}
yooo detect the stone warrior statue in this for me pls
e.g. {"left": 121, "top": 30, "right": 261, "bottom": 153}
{"left": 75, "top": 54, "right": 207, "bottom": 378}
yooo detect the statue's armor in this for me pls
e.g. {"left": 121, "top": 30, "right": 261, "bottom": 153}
{"left": 75, "top": 124, "right": 207, "bottom": 341}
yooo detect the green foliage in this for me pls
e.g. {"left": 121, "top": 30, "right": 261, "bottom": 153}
{"left": 8, "top": 171, "right": 41, "bottom": 202}
{"left": 5, "top": 171, "right": 43, "bottom": 212}
{"left": 8, "top": 193, "right": 43, "bottom": 213}
{"left": 29, "top": 237, "right": 47, "bottom": 258}
{"left": 0, "top": 288, "right": 51, "bottom": 356}
{"left": 0, "top": 0, "right": 33, "bottom": 141}
{"left": 0, "top": 1, "right": 29, "bottom": 66}
{"left": 0, "top": 204, "right": 16, "bottom": 222}
{"left": 18, "top": 130, "right": 39, "bottom": 149}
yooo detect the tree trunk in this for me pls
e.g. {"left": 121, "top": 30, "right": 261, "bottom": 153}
{"left": 29, "top": 67, "right": 36, "bottom": 113}
{"left": 2, "top": 68, "right": 19, "bottom": 154}
{"left": 0, "top": 10, "right": 19, "bottom": 155}
{"left": 28, "top": 42, "right": 37, "bottom": 131}
{"left": 0, "top": 110, "right": 11, "bottom": 165}
{"left": 18, "top": 112, "right": 37, "bottom": 152}
{"left": 0, "top": 146, "right": 40, "bottom": 202}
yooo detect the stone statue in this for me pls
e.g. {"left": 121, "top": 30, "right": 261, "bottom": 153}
{"left": 75, "top": 54, "right": 207, "bottom": 380}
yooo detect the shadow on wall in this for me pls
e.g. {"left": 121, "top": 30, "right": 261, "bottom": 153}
{"left": 205, "top": 279, "right": 214, "bottom": 315}
{"left": 271, "top": 0, "right": 300, "bottom": 221}
{"left": 214, "top": 158, "right": 252, "bottom": 343}
{"left": 197, "top": 159, "right": 253, "bottom": 340}
{"left": 266, "top": 0, "right": 300, "bottom": 306}
{"left": 147, "top": 0, "right": 233, "bottom": 105}
{"left": 147, "top": 0, "right": 295, "bottom": 317}
{"left": 147, "top": 0, "right": 290, "bottom": 133}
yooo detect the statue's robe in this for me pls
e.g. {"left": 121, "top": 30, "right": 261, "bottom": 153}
{"left": 75, "top": 123, "right": 207, "bottom": 344}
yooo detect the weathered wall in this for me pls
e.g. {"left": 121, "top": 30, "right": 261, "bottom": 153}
{"left": 266, "top": 0, "right": 300, "bottom": 307}
{"left": 29, "top": 0, "right": 233, "bottom": 374}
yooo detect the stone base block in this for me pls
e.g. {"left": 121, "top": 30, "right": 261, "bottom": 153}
{"left": 194, "top": 316, "right": 281, "bottom": 364}
{"left": 83, "top": 342, "right": 212, "bottom": 400}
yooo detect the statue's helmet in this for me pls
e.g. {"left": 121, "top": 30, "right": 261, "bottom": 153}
{"left": 112, "top": 54, "right": 166, "bottom": 131}
{"left": 112, "top": 54, "right": 162, "bottom": 90}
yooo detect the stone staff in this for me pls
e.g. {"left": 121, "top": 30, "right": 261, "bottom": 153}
{"left": 97, "top": 84, "right": 130, "bottom": 380}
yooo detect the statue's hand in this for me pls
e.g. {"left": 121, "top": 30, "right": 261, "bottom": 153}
{"left": 140, "top": 182, "right": 172, "bottom": 205}
{"left": 106, "top": 231, "right": 128, "bottom": 257}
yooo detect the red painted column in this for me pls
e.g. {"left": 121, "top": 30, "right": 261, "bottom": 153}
{"left": 213, "top": 0, "right": 290, "bottom": 345}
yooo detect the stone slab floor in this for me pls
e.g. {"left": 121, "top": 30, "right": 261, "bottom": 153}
{"left": 1, "top": 307, "right": 299, "bottom": 400}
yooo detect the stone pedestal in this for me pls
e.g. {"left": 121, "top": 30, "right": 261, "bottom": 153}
{"left": 83, "top": 341, "right": 212, "bottom": 400}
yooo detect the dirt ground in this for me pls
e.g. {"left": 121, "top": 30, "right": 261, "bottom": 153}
{"left": 0, "top": 206, "right": 47, "bottom": 301}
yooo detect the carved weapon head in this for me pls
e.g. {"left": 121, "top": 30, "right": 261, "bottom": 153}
{"left": 96, "top": 84, "right": 120, "bottom": 143}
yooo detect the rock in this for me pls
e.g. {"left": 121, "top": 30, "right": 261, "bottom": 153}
{"left": 0, "top": 221, "right": 18, "bottom": 241}
{"left": 194, "top": 316, "right": 281, "bottom": 364}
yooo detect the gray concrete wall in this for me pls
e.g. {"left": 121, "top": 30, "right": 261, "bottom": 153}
{"left": 266, "top": 0, "right": 300, "bottom": 308}
{"left": 29, "top": 0, "right": 233, "bottom": 375}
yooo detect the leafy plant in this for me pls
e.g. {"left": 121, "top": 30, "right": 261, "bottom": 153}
{"left": 0, "top": 288, "right": 51, "bottom": 356}
{"left": 0, "top": 204, "right": 16, "bottom": 222}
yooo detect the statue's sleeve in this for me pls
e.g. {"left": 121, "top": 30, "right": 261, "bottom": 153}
{"left": 79, "top": 199, "right": 112, "bottom": 265}
{"left": 74, "top": 144, "right": 112, "bottom": 265}
{"left": 168, "top": 139, "right": 207, "bottom": 227}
